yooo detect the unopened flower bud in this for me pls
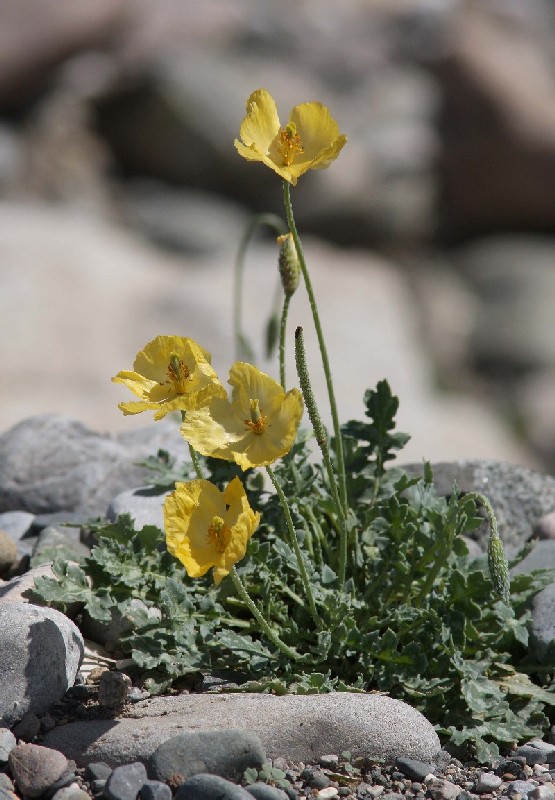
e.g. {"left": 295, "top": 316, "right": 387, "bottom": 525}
{"left": 277, "top": 233, "right": 300, "bottom": 297}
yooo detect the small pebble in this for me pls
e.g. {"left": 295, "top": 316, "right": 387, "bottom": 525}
{"left": 8, "top": 743, "right": 68, "bottom": 799}
{"left": 104, "top": 762, "right": 148, "bottom": 800}
{"left": 507, "top": 780, "right": 539, "bottom": 798}
{"left": 12, "top": 711, "right": 41, "bottom": 742}
{"left": 426, "top": 778, "right": 462, "bottom": 800}
{"left": 320, "top": 755, "right": 340, "bottom": 770}
{"left": 316, "top": 789, "right": 339, "bottom": 799}
{"left": 51, "top": 784, "right": 91, "bottom": 800}
{"left": 139, "top": 780, "right": 173, "bottom": 800}
{"left": 395, "top": 757, "right": 436, "bottom": 782}
{"left": 98, "top": 671, "right": 132, "bottom": 708}
{"left": 0, "top": 729, "right": 16, "bottom": 764}
{"left": 474, "top": 773, "right": 503, "bottom": 793}
{"left": 529, "top": 785, "right": 555, "bottom": 800}
{"left": 84, "top": 762, "right": 112, "bottom": 782}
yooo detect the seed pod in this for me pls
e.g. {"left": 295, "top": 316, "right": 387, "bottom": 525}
{"left": 488, "top": 532, "right": 510, "bottom": 605}
{"left": 277, "top": 233, "right": 300, "bottom": 297}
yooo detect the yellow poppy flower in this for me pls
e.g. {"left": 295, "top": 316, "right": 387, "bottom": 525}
{"left": 112, "top": 335, "right": 225, "bottom": 420}
{"left": 234, "top": 88, "right": 347, "bottom": 185}
{"left": 164, "top": 477, "right": 260, "bottom": 585}
{"left": 180, "top": 362, "right": 304, "bottom": 470}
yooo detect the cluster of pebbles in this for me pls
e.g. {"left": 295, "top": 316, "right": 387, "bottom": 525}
{"left": 3, "top": 720, "right": 555, "bottom": 800}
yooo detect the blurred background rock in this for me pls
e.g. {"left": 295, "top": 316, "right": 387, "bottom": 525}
{"left": 1, "top": 0, "right": 555, "bottom": 470}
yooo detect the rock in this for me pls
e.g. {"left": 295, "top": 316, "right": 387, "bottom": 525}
{"left": 83, "top": 762, "right": 112, "bottom": 782}
{"left": 530, "top": 584, "right": 555, "bottom": 662}
{"left": 8, "top": 743, "right": 68, "bottom": 799}
{"left": 0, "top": 563, "right": 59, "bottom": 604}
{"left": 474, "top": 773, "right": 503, "bottom": 793}
{"left": 106, "top": 487, "right": 168, "bottom": 531}
{"left": 0, "top": 0, "right": 127, "bottom": 111}
{"left": 533, "top": 512, "right": 555, "bottom": 541}
{"left": 402, "top": 460, "right": 555, "bottom": 550}
{"left": 395, "top": 757, "right": 435, "bottom": 781}
{"left": 97, "top": 671, "right": 132, "bottom": 709}
{"left": 0, "top": 603, "right": 83, "bottom": 726}
{"left": 529, "top": 785, "right": 555, "bottom": 800}
{"left": 30, "top": 526, "right": 90, "bottom": 568}
{"left": 0, "top": 531, "right": 18, "bottom": 576}
{"left": 507, "top": 781, "right": 539, "bottom": 799}
{"left": 149, "top": 730, "right": 266, "bottom": 783}
{"left": 51, "top": 785, "right": 91, "bottom": 800}
{"left": 452, "top": 236, "right": 555, "bottom": 373}
{"left": 139, "top": 781, "right": 172, "bottom": 800}
{"left": 174, "top": 774, "right": 253, "bottom": 800}
{"left": 43, "top": 692, "right": 441, "bottom": 768}
{"left": 0, "top": 512, "right": 35, "bottom": 556}
{"left": 0, "top": 729, "right": 16, "bottom": 764}
{"left": 426, "top": 778, "right": 462, "bottom": 800}
{"left": 518, "top": 740, "right": 555, "bottom": 764}
{"left": 104, "top": 762, "right": 148, "bottom": 800}
{"left": 511, "top": 541, "right": 555, "bottom": 576}
{"left": 11, "top": 712, "right": 41, "bottom": 742}
{"left": 245, "top": 784, "right": 290, "bottom": 800}
{"left": 433, "top": 5, "right": 555, "bottom": 242}
{"left": 0, "top": 415, "right": 135, "bottom": 515}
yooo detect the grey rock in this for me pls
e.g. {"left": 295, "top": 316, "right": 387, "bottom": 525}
{"left": 245, "top": 784, "right": 290, "bottom": 800}
{"left": 84, "top": 762, "right": 112, "bottom": 781}
{"left": 0, "top": 531, "right": 18, "bottom": 575}
{"left": 51, "top": 785, "right": 91, "bottom": 800}
{"left": 0, "top": 415, "right": 173, "bottom": 519}
{"left": 402, "top": 460, "right": 555, "bottom": 549}
{"left": 0, "top": 512, "right": 35, "bottom": 556}
{"left": 530, "top": 584, "right": 555, "bottom": 662}
{"left": 507, "top": 781, "right": 539, "bottom": 799}
{"left": 104, "top": 762, "right": 148, "bottom": 800}
{"left": 0, "top": 563, "right": 59, "bottom": 604}
{"left": 515, "top": 740, "right": 555, "bottom": 764}
{"left": 106, "top": 487, "right": 168, "bottom": 531}
{"left": 319, "top": 755, "right": 339, "bottom": 770}
{"left": 30, "top": 526, "right": 90, "bottom": 568}
{"left": 533, "top": 512, "right": 555, "bottom": 541}
{"left": 174, "top": 774, "right": 253, "bottom": 800}
{"left": 98, "top": 671, "right": 132, "bottom": 709}
{"left": 395, "top": 756, "right": 435, "bottom": 781}
{"left": 474, "top": 773, "right": 503, "bottom": 793}
{"left": 43, "top": 692, "right": 441, "bottom": 768}
{"left": 139, "top": 780, "right": 172, "bottom": 800}
{"left": 0, "top": 729, "right": 16, "bottom": 764}
{"left": 529, "top": 786, "right": 555, "bottom": 800}
{"left": 0, "top": 603, "right": 83, "bottom": 726}
{"left": 11, "top": 711, "right": 41, "bottom": 742}
{"left": 426, "top": 778, "right": 462, "bottom": 800}
{"left": 0, "top": 774, "right": 14, "bottom": 791}
{"left": 510, "top": 541, "right": 555, "bottom": 577}
{"left": 150, "top": 730, "right": 265, "bottom": 783}
{"left": 8, "top": 743, "right": 68, "bottom": 799}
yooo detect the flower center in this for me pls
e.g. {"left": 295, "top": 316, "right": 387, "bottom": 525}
{"left": 207, "top": 515, "right": 231, "bottom": 553}
{"left": 166, "top": 352, "right": 191, "bottom": 393}
{"left": 278, "top": 122, "right": 303, "bottom": 167}
{"left": 244, "top": 398, "right": 267, "bottom": 435}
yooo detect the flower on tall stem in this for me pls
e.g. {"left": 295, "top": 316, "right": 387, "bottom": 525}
{"left": 180, "top": 362, "right": 304, "bottom": 470}
{"left": 235, "top": 89, "right": 346, "bottom": 185}
{"left": 112, "top": 335, "right": 225, "bottom": 420}
{"left": 164, "top": 477, "right": 260, "bottom": 586}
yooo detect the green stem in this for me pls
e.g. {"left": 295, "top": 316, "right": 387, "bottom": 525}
{"left": 266, "top": 465, "right": 323, "bottom": 629}
{"left": 234, "top": 213, "right": 287, "bottom": 361}
{"left": 181, "top": 411, "right": 204, "bottom": 479}
{"left": 279, "top": 293, "right": 291, "bottom": 389}
{"left": 282, "top": 181, "right": 348, "bottom": 515}
{"left": 294, "top": 326, "right": 347, "bottom": 585}
{"left": 230, "top": 567, "right": 305, "bottom": 661}
{"left": 188, "top": 444, "right": 204, "bottom": 480}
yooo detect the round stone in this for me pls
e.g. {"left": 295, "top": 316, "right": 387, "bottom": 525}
{"left": 8, "top": 743, "right": 68, "bottom": 799}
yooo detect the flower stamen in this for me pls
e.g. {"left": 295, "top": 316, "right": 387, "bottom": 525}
{"left": 207, "top": 515, "right": 231, "bottom": 553}
{"left": 167, "top": 353, "right": 191, "bottom": 393}
{"left": 244, "top": 398, "right": 267, "bottom": 435}
{"left": 278, "top": 122, "right": 303, "bottom": 167}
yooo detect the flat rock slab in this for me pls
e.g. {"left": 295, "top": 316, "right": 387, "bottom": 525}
{"left": 43, "top": 692, "right": 441, "bottom": 769}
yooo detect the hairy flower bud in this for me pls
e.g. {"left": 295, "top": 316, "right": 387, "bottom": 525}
{"left": 277, "top": 233, "right": 300, "bottom": 297}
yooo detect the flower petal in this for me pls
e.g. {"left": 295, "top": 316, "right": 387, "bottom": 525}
{"left": 237, "top": 89, "right": 281, "bottom": 154}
